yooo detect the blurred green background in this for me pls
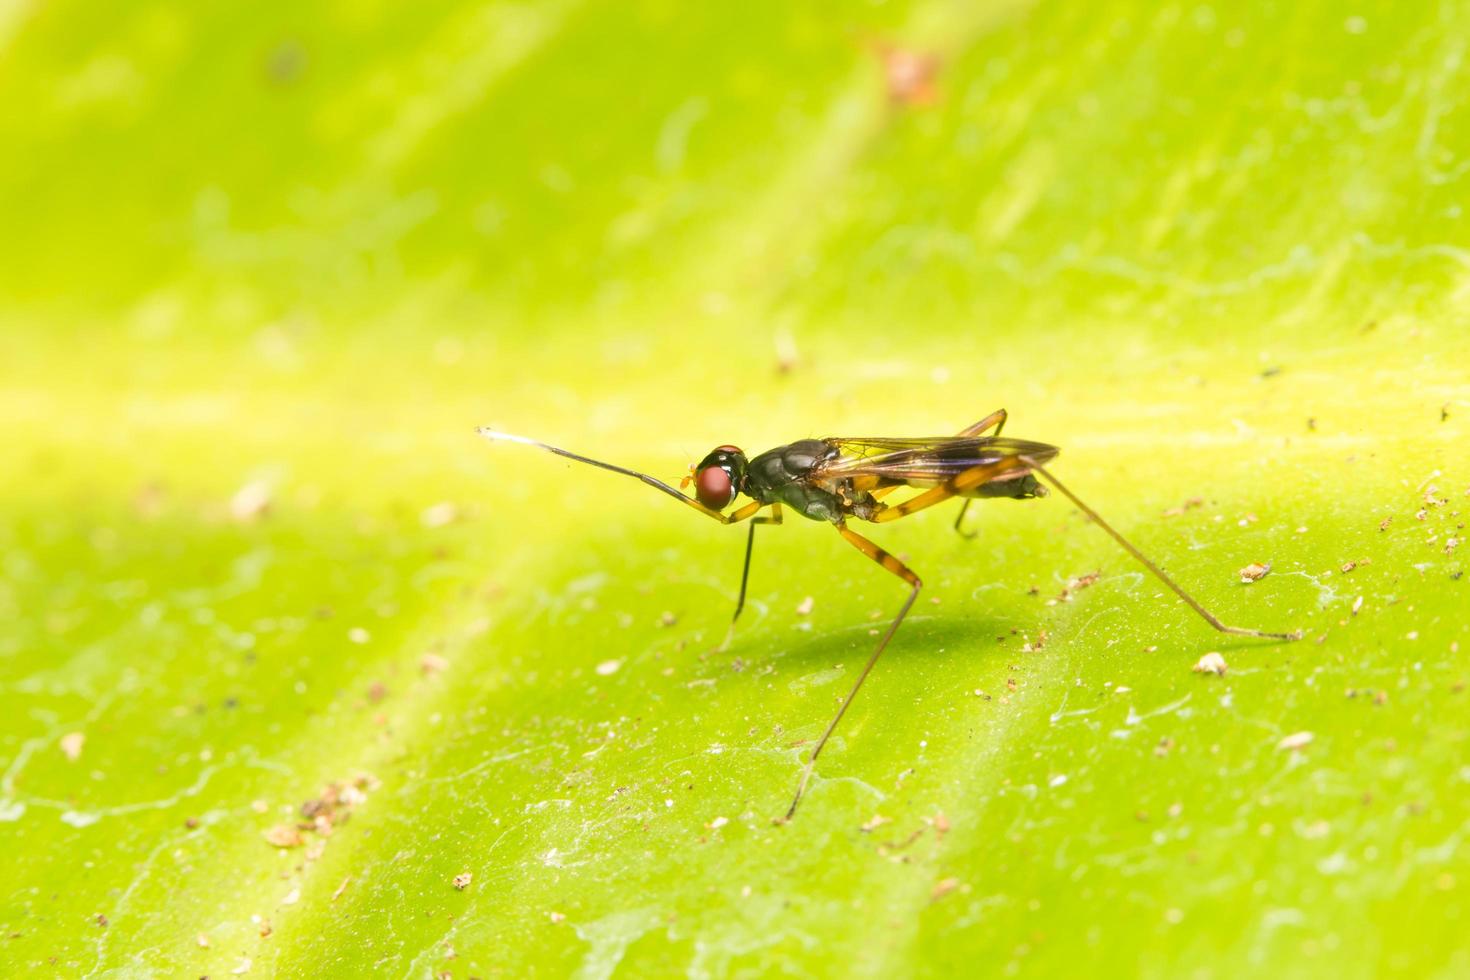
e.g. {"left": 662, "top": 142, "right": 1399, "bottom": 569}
{"left": 2, "top": 0, "right": 1467, "bottom": 976}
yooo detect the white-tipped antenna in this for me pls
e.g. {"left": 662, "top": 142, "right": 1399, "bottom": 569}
{"left": 476, "top": 427, "right": 539, "bottom": 447}
{"left": 476, "top": 426, "right": 704, "bottom": 510}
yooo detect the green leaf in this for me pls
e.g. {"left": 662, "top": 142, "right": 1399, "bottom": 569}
{"left": 2, "top": 1, "right": 1466, "bottom": 976}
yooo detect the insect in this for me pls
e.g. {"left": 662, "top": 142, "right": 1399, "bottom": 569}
{"left": 477, "top": 409, "right": 1299, "bottom": 820}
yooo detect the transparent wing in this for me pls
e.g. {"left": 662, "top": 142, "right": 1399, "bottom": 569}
{"left": 812, "top": 436, "right": 1059, "bottom": 484}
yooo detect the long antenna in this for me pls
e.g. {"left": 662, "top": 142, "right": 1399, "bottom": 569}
{"left": 477, "top": 427, "right": 698, "bottom": 509}
{"left": 1025, "top": 460, "right": 1300, "bottom": 641}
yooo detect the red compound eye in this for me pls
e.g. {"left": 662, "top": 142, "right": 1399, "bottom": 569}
{"left": 695, "top": 465, "right": 734, "bottom": 510}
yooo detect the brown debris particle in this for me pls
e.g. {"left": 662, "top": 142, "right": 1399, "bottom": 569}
{"left": 420, "top": 653, "right": 450, "bottom": 675}
{"left": 1162, "top": 497, "right": 1205, "bottom": 518}
{"left": 263, "top": 824, "right": 303, "bottom": 849}
{"left": 930, "top": 877, "right": 961, "bottom": 901}
{"left": 1379, "top": 517, "right": 1393, "bottom": 531}
{"left": 59, "top": 732, "right": 85, "bottom": 762}
{"left": 1192, "top": 652, "right": 1228, "bottom": 676}
{"left": 860, "top": 814, "right": 892, "bottom": 833}
{"left": 1340, "top": 560, "right": 1358, "bottom": 574}
{"left": 453, "top": 871, "right": 473, "bottom": 891}
{"left": 1239, "top": 562, "right": 1272, "bottom": 583}
{"left": 934, "top": 812, "right": 950, "bottom": 835}
{"left": 871, "top": 41, "right": 941, "bottom": 106}
{"left": 367, "top": 681, "right": 388, "bottom": 703}
{"left": 1066, "top": 571, "right": 1101, "bottom": 593}
{"left": 658, "top": 611, "right": 678, "bottom": 627}
{"left": 95, "top": 914, "right": 108, "bottom": 928}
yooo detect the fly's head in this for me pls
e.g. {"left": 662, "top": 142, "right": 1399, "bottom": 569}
{"left": 686, "top": 445, "right": 747, "bottom": 510}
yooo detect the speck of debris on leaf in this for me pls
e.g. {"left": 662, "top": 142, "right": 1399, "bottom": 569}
{"left": 1352, "top": 596, "right": 1364, "bottom": 615}
{"left": 300, "top": 774, "right": 375, "bottom": 835}
{"left": 420, "top": 501, "right": 460, "bottom": 528}
{"left": 1053, "top": 571, "right": 1101, "bottom": 604}
{"left": 231, "top": 956, "right": 253, "bottom": 975}
{"left": 453, "top": 872, "right": 472, "bottom": 891}
{"left": 595, "top": 659, "right": 621, "bottom": 676}
{"left": 658, "top": 611, "right": 678, "bottom": 627}
{"left": 1277, "top": 731, "right": 1314, "bottom": 751}
{"left": 59, "top": 732, "right": 85, "bottom": 761}
{"left": 348, "top": 627, "right": 371, "bottom": 644}
{"left": 230, "top": 481, "right": 272, "bottom": 523}
{"left": 872, "top": 40, "right": 942, "bottom": 107}
{"left": 934, "top": 812, "right": 950, "bottom": 835}
{"left": 331, "top": 876, "right": 351, "bottom": 902}
{"left": 420, "top": 653, "right": 450, "bottom": 676}
{"left": 197, "top": 933, "right": 210, "bottom": 948}
{"left": 860, "top": 814, "right": 892, "bottom": 833}
{"left": 549, "top": 911, "right": 566, "bottom": 923}
{"left": 263, "top": 824, "right": 303, "bottom": 848}
{"left": 95, "top": 914, "right": 108, "bottom": 928}
{"left": 1162, "top": 497, "right": 1204, "bottom": 518}
{"left": 1192, "top": 652, "right": 1228, "bottom": 676}
{"left": 1239, "top": 562, "right": 1272, "bottom": 583}
{"left": 930, "top": 877, "right": 961, "bottom": 901}
{"left": 795, "top": 596, "right": 814, "bottom": 616}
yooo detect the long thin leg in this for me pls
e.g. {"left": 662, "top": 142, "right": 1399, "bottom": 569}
{"left": 1026, "top": 460, "right": 1301, "bottom": 641}
{"left": 784, "top": 524, "right": 922, "bottom": 821}
{"left": 717, "top": 504, "right": 783, "bottom": 652}
{"left": 873, "top": 456, "right": 1029, "bottom": 524}
{"left": 954, "top": 409, "right": 1008, "bottom": 537}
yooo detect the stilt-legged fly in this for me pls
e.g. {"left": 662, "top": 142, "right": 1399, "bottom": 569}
{"left": 477, "top": 409, "right": 1299, "bottom": 820}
